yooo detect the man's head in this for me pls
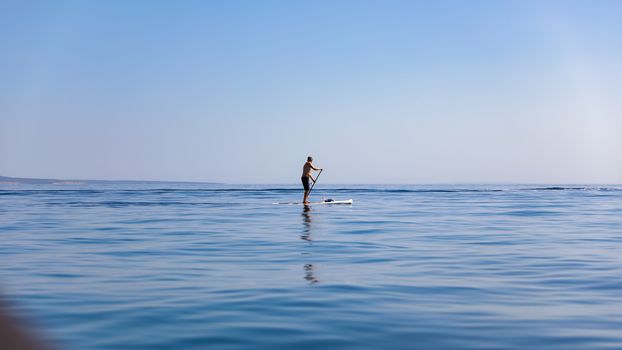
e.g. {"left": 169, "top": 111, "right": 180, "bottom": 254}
{"left": 307, "top": 156, "right": 313, "bottom": 162}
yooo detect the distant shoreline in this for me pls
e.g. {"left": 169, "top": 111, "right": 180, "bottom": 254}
{"left": 0, "top": 175, "right": 219, "bottom": 185}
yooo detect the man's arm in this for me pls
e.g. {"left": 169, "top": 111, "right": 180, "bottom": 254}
{"left": 310, "top": 164, "right": 323, "bottom": 171}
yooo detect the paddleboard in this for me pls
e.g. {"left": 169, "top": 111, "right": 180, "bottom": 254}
{"left": 273, "top": 199, "right": 353, "bottom": 205}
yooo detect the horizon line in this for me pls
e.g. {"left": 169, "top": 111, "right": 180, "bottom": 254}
{"left": 1, "top": 175, "right": 620, "bottom": 187}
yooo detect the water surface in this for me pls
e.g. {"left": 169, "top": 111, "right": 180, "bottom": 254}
{"left": 2, "top": 184, "right": 622, "bottom": 349}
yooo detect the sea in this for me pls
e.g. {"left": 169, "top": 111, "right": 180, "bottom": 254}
{"left": 1, "top": 183, "right": 622, "bottom": 350}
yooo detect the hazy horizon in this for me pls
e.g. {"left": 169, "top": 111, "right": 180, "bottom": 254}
{"left": 2, "top": 173, "right": 621, "bottom": 186}
{"left": 2, "top": 1, "right": 621, "bottom": 184}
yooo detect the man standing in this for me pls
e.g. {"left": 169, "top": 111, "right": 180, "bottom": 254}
{"left": 302, "top": 156, "right": 323, "bottom": 204}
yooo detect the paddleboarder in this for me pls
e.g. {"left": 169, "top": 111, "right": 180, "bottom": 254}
{"left": 302, "top": 156, "right": 323, "bottom": 204}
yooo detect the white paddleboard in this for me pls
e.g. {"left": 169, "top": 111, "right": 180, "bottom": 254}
{"left": 273, "top": 199, "right": 353, "bottom": 205}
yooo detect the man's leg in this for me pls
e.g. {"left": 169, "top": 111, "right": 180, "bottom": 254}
{"left": 303, "top": 189, "right": 309, "bottom": 203}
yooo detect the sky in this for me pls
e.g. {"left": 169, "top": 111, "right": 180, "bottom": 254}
{"left": 1, "top": 0, "right": 621, "bottom": 184}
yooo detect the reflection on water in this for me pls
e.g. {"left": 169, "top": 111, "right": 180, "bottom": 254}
{"left": 301, "top": 205, "right": 312, "bottom": 242}
{"left": 301, "top": 206, "right": 319, "bottom": 284}
{"left": 304, "top": 264, "right": 319, "bottom": 284}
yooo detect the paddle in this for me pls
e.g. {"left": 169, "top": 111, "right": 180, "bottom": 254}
{"left": 308, "top": 169, "right": 323, "bottom": 196}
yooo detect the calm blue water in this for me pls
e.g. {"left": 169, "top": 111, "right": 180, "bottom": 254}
{"left": 2, "top": 183, "right": 622, "bottom": 350}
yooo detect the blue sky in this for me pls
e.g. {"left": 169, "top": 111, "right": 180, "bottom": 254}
{"left": 1, "top": 0, "right": 621, "bottom": 183}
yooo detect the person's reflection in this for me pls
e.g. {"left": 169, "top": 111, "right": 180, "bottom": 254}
{"left": 301, "top": 205, "right": 312, "bottom": 241}
{"left": 304, "top": 264, "right": 319, "bottom": 284}
{"left": 301, "top": 206, "right": 319, "bottom": 284}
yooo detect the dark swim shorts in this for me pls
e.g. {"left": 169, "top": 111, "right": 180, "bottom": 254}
{"left": 301, "top": 176, "right": 310, "bottom": 191}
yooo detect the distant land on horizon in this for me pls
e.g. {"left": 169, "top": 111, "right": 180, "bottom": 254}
{"left": 0, "top": 175, "right": 219, "bottom": 185}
